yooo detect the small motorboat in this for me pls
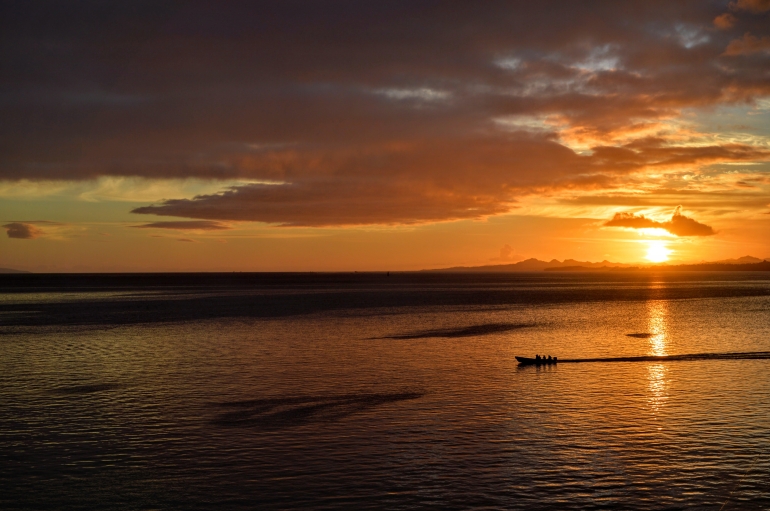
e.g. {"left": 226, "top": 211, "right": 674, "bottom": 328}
{"left": 516, "top": 356, "right": 557, "bottom": 365}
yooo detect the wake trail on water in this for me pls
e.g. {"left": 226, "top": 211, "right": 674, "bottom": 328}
{"left": 558, "top": 351, "right": 770, "bottom": 364}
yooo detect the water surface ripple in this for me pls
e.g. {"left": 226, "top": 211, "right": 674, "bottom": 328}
{"left": 1, "top": 272, "right": 770, "bottom": 509}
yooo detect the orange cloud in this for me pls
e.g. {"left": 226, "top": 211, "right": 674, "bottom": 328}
{"left": 723, "top": 33, "right": 770, "bottom": 55}
{"left": 605, "top": 207, "right": 715, "bottom": 236}
{"left": 489, "top": 244, "right": 522, "bottom": 263}
{"left": 714, "top": 13, "right": 737, "bottom": 29}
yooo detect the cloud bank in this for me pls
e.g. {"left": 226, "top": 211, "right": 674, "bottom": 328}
{"left": 730, "top": 0, "right": 770, "bottom": 14}
{"left": 605, "top": 207, "right": 716, "bottom": 236}
{"left": 1, "top": 1, "right": 769, "bottom": 226}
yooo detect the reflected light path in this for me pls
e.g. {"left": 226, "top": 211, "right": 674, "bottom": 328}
{"left": 647, "top": 300, "right": 669, "bottom": 415}
{"left": 647, "top": 364, "right": 668, "bottom": 415}
{"left": 647, "top": 300, "right": 669, "bottom": 356}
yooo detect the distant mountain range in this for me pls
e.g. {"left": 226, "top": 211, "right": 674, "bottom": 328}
{"left": 0, "top": 268, "right": 29, "bottom": 274}
{"left": 426, "top": 258, "right": 632, "bottom": 272}
{"left": 707, "top": 256, "right": 768, "bottom": 265}
{"left": 425, "top": 256, "right": 770, "bottom": 272}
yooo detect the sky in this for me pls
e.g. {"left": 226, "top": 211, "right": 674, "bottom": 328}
{"left": 1, "top": 0, "right": 770, "bottom": 272}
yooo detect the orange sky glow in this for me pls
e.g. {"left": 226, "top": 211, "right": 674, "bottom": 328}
{"left": 1, "top": 1, "right": 769, "bottom": 271}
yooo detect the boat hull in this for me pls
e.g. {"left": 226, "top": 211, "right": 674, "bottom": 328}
{"left": 516, "top": 356, "right": 557, "bottom": 365}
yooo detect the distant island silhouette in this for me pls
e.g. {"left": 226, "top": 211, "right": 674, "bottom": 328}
{"left": 424, "top": 256, "right": 770, "bottom": 272}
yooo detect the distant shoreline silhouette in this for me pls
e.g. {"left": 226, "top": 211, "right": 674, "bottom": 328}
{"left": 423, "top": 258, "right": 770, "bottom": 273}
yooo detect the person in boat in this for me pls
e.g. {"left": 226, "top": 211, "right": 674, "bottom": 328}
{"left": 547, "top": 355, "right": 552, "bottom": 362}
{"left": 535, "top": 354, "right": 540, "bottom": 361}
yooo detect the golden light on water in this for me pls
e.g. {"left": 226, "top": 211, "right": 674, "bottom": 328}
{"left": 645, "top": 240, "right": 671, "bottom": 263}
{"left": 647, "top": 300, "right": 670, "bottom": 415}
{"left": 647, "top": 364, "right": 669, "bottom": 415}
{"left": 647, "top": 300, "right": 668, "bottom": 356}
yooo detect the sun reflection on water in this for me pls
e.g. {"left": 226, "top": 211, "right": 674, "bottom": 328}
{"left": 647, "top": 364, "right": 668, "bottom": 415}
{"left": 646, "top": 300, "right": 669, "bottom": 415}
{"left": 647, "top": 300, "right": 668, "bottom": 356}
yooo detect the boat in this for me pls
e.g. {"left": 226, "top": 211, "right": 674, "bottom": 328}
{"left": 516, "top": 356, "right": 557, "bottom": 365}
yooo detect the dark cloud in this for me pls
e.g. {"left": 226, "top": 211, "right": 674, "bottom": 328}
{"left": 132, "top": 179, "right": 513, "bottom": 226}
{"left": 605, "top": 207, "right": 716, "bottom": 236}
{"left": 730, "top": 0, "right": 770, "bottom": 13}
{"left": 3, "top": 222, "right": 42, "bottom": 239}
{"left": 1, "top": 1, "right": 769, "bottom": 225}
{"left": 133, "top": 220, "right": 230, "bottom": 230}
{"left": 130, "top": 138, "right": 768, "bottom": 225}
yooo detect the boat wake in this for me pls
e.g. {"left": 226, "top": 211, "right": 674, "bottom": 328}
{"left": 557, "top": 351, "right": 770, "bottom": 364}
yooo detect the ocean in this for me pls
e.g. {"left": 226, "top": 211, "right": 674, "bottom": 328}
{"left": 2, "top": 272, "right": 770, "bottom": 510}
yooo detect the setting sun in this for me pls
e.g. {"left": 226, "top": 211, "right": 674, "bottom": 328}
{"left": 3, "top": 3, "right": 770, "bottom": 510}
{"left": 645, "top": 241, "right": 671, "bottom": 263}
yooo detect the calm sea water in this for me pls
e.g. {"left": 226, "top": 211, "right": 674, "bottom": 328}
{"left": 2, "top": 272, "right": 770, "bottom": 510}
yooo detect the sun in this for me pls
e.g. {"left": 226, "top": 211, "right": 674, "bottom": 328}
{"left": 645, "top": 240, "right": 671, "bottom": 263}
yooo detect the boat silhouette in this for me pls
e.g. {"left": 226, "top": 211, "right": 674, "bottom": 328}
{"left": 516, "top": 356, "right": 557, "bottom": 366}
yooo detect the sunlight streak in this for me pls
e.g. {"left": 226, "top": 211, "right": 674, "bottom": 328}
{"left": 647, "top": 300, "right": 670, "bottom": 415}
{"left": 647, "top": 363, "right": 669, "bottom": 415}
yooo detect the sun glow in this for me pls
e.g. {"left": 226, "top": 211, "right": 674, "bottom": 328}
{"left": 645, "top": 240, "right": 671, "bottom": 263}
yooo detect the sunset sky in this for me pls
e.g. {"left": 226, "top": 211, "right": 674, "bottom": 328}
{"left": 2, "top": 1, "right": 770, "bottom": 271}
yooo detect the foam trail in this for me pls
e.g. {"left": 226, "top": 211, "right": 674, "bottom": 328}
{"left": 558, "top": 351, "right": 770, "bottom": 364}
